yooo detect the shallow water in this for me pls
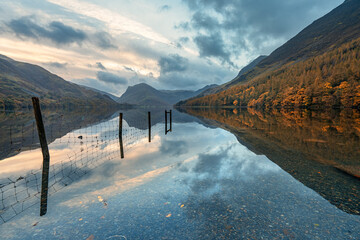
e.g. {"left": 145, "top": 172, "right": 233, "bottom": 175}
{"left": 0, "top": 108, "right": 359, "bottom": 239}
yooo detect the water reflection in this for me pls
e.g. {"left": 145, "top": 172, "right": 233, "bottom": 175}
{"left": 180, "top": 107, "right": 360, "bottom": 215}
{"left": 0, "top": 108, "right": 118, "bottom": 161}
{"left": 0, "top": 108, "right": 359, "bottom": 239}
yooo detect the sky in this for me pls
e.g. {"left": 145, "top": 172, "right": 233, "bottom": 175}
{"left": 0, "top": 0, "right": 343, "bottom": 96}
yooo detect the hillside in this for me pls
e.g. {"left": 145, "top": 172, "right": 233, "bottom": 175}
{"left": 0, "top": 55, "right": 119, "bottom": 109}
{"left": 118, "top": 83, "right": 218, "bottom": 106}
{"left": 179, "top": 0, "right": 360, "bottom": 109}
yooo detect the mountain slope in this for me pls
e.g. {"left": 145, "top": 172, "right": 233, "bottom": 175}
{"left": 118, "top": 83, "right": 218, "bottom": 106}
{"left": 0, "top": 55, "right": 119, "bottom": 109}
{"left": 179, "top": 0, "right": 360, "bottom": 109}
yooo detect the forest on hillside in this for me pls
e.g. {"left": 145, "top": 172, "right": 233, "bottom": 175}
{"left": 183, "top": 37, "right": 360, "bottom": 109}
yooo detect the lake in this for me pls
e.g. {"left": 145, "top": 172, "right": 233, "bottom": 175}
{"left": 0, "top": 107, "right": 359, "bottom": 239}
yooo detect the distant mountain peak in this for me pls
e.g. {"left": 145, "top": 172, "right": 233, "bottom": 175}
{"left": 118, "top": 83, "right": 218, "bottom": 106}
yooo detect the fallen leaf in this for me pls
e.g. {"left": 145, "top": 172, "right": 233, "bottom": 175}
{"left": 166, "top": 213, "right": 172, "bottom": 218}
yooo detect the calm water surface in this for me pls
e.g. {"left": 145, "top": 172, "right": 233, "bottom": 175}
{"left": 0, "top": 108, "right": 359, "bottom": 239}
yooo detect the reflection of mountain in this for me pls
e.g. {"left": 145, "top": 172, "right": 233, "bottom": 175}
{"left": 122, "top": 108, "right": 207, "bottom": 130}
{"left": 0, "top": 108, "right": 118, "bottom": 160}
{"left": 180, "top": 107, "right": 360, "bottom": 215}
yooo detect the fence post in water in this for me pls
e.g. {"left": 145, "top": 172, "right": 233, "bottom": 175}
{"left": 32, "top": 97, "right": 50, "bottom": 217}
{"left": 165, "top": 110, "right": 168, "bottom": 135}
{"left": 169, "top": 110, "right": 172, "bottom": 132}
{"left": 148, "top": 111, "right": 151, "bottom": 142}
{"left": 119, "top": 113, "right": 124, "bottom": 159}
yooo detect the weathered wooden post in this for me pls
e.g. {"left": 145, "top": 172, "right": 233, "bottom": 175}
{"left": 148, "top": 111, "right": 151, "bottom": 142}
{"left": 32, "top": 97, "right": 50, "bottom": 216}
{"left": 169, "top": 110, "right": 172, "bottom": 132}
{"left": 119, "top": 113, "right": 124, "bottom": 159}
{"left": 165, "top": 110, "right": 168, "bottom": 135}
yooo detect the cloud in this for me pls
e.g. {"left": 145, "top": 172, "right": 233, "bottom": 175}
{"left": 123, "top": 66, "right": 135, "bottom": 72}
{"left": 159, "top": 5, "right": 171, "bottom": 12}
{"left": 194, "top": 33, "right": 233, "bottom": 65}
{"left": 46, "top": 62, "right": 68, "bottom": 68}
{"left": 96, "top": 62, "right": 106, "bottom": 70}
{"left": 181, "top": 0, "right": 343, "bottom": 66}
{"left": 174, "top": 22, "right": 191, "bottom": 31}
{"left": 96, "top": 71, "right": 128, "bottom": 85}
{"left": 92, "top": 31, "right": 117, "bottom": 49}
{"left": 158, "top": 72, "right": 202, "bottom": 88}
{"left": 47, "top": 0, "right": 171, "bottom": 45}
{"left": 191, "top": 11, "right": 219, "bottom": 31}
{"left": 6, "top": 16, "right": 87, "bottom": 45}
{"left": 179, "top": 37, "right": 190, "bottom": 43}
{"left": 158, "top": 54, "right": 189, "bottom": 74}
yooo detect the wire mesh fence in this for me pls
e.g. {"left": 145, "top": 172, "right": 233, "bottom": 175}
{"left": 0, "top": 110, "right": 172, "bottom": 224}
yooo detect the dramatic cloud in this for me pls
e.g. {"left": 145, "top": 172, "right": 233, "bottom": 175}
{"left": 7, "top": 16, "right": 87, "bottom": 45}
{"left": 191, "top": 12, "right": 220, "bottom": 31}
{"left": 96, "top": 71, "right": 128, "bottom": 85}
{"left": 181, "top": 0, "right": 343, "bottom": 66}
{"left": 0, "top": 0, "right": 343, "bottom": 93}
{"left": 158, "top": 54, "right": 189, "bottom": 74}
{"left": 92, "top": 31, "right": 117, "bottom": 49}
{"left": 194, "top": 33, "right": 232, "bottom": 65}
{"left": 96, "top": 62, "right": 106, "bottom": 70}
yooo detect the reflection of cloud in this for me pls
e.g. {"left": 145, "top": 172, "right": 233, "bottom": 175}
{"left": 160, "top": 139, "right": 188, "bottom": 157}
{"left": 179, "top": 143, "right": 281, "bottom": 195}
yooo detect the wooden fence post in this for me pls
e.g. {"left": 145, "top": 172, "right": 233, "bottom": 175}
{"left": 119, "top": 113, "right": 124, "bottom": 159}
{"left": 165, "top": 110, "right": 168, "bottom": 135}
{"left": 32, "top": 97, "right": 50, "bottom": 216}
{"left": 169, "top": 110, "right": 172, "bottom": 132}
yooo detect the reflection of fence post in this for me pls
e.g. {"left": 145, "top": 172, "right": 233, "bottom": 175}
{"left": 32, "top": 97, "right": 50, "bottom": 217}
{"left": 119, "top": 113, "right": 124, "bottom": 159}
{"left": 169, "top": 110, "right": 172, "bottom": 132}
{"left": 148, "top": 111, "right": 151, "bottom": 142}
{"left": 165, "top": 110, "right": 168, "bottom": 135}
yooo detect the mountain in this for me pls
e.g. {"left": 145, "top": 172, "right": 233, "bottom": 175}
{"left": 0, "top": 55, "right": 120, "bottom": 110}
{"left": 117, "top": 83, "right": 218, "bottom": 106}
{"left": 237, "top": 55, "right": 268, "bottom": 78}
{"left": 80, "top": 85, "right": 120, "bottom": 102}
{"left": 179, "top": 0, "right": 360, "bottom": 109}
